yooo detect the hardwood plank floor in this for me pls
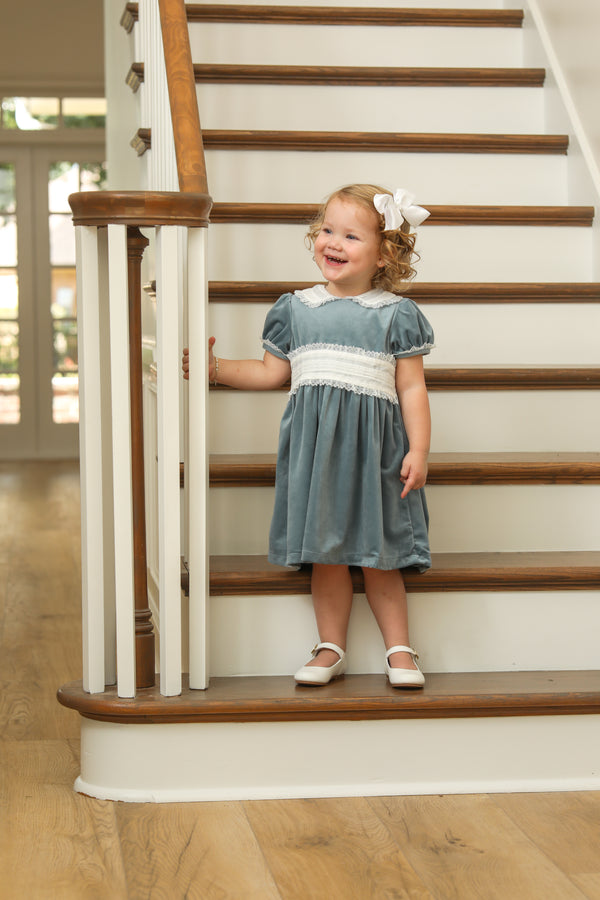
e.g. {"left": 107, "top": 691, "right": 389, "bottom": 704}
{"left": 243, "top": 797, "right": 435, "bottom": 899}
{"left": 2, "top": 461, "right": 600, "bottom": 899}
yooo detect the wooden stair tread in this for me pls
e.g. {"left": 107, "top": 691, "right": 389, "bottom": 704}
{"left": 185, "top": 6, "right": 525, "bottom": 29}
{"left": 57, "top": 670, "right": 600, "bottom": 724}
{"left": 212, "top": 365, "right": 600, "bottom": 391}
{"left": 209, "top": 281, "right": 600, "bottom": 303}
{"left": 193, "top": 64, "right": 546, "bottom": 87}
{"left": 425, "top": 365, "right": 600, "bottom": 389}
{"left": 207, "top": 552, "right": 600, "bottom": 595}
{"left": 202, "top": 129, "right": 568, "bottom": 154}
{"left": 205, "top": 452, "right": 600, "bottom": 486}
{"left": 134, "top": 129, "right": 569, "bottom": 155}
{"left": 123, "top": 3, "right": 524, "bottom": 30}
{"left": 209, "top": 202, "right": 593, "bottom": 226}
{"left": 128, "top": 62, "right": 546, "bottom": 89}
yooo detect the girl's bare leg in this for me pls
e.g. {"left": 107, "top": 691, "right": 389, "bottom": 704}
{"left": 362, "top": 567, "right": 418, "bottom": 670}
{"left": 305, "top": 563, "right": 354, "bottom": 667}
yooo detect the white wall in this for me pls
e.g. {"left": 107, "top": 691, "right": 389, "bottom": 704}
{"left": 533, "top": 1, "right": 600, "bottom": 155}
{"left": 518, "top": 0, "right": 600, "bottom": 190}
{"left": 104, "top": 0, "right": 143, "bottom": 190}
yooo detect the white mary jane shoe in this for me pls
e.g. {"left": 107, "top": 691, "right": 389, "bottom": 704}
{"left": 294, "top": 641, "right": 347, "bottom": 685}
{"left": 385, "top": 645, "right": 425, "bottom": 689}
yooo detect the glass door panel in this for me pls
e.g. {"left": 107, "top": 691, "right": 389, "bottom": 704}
{"left": 0, "top": 143, "right": 104, "bottom": 457}
{"left": 0, "top": 162, "right": 19, "bottom": 424}
{"left": 47, "top": 160, "right": 105, "bottom": 427}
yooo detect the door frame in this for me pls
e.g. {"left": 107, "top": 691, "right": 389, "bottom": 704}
{"left": 0, "top": 134, "right": 105, "bottom": 458}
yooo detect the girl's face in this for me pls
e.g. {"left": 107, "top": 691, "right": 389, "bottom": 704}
{"left": 313, "top": 197, "right": 384, "bottom": 297}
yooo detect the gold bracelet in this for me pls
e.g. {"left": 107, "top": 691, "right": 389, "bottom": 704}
{"left": 213, "top": 357, "right": 219, "bottom": 386}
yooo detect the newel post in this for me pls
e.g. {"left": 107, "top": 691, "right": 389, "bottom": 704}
{"left": 126, "top": 226, "right": 155, "bottom": 688}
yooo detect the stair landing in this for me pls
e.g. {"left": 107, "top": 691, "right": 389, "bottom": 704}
{"left": 59, "top": 671, "right": 600, "bottom": 802}
{"left": 59, "top": 670, "right": 600, "bottom": 724}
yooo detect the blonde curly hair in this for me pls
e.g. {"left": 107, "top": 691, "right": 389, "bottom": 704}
{"left": 305, "top": 184, "right": 421, "bottom": 293}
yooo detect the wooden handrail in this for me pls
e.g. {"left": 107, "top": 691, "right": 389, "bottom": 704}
{"left": 158, "top": 0, "right": 209, "bottom": 193}
{"left": 69, "top": 190, "right": 212, "bottom": 227}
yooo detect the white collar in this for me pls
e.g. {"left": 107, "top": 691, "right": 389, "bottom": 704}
{"left": 294, "top": 284, "right": 401, "bottom": 308}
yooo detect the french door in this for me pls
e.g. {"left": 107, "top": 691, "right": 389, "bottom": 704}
{"left": 0, "top": 142, "right": 105, "bottom": 458}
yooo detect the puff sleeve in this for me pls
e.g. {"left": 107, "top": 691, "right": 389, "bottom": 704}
{"left": 389, "top": 298, "right": 435, "bottom": 358}
{"left": 261, "top": 293, "right": 293, "bottom": 360}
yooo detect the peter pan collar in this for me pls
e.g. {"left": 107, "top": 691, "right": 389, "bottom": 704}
{"left": 294, "top": 284, "right": 402, "bottom": 309}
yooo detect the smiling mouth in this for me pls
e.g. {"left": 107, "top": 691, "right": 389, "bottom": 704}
{"left": 325, "top": 255, "right": 346, "bottom": 266}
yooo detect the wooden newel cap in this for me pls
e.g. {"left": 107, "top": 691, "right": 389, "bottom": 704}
{"left": 69, "top": 190, "right": 213, "bottom": 227}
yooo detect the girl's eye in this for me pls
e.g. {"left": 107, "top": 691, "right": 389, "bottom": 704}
{"left": 347, "top": 234, "right": 358, "bottom": 240}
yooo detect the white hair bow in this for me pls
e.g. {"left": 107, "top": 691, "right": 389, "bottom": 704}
{"left": 373, "top": 189, "right": 430, "bottom": 231}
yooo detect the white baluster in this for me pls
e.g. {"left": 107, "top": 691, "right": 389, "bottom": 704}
{"left": 97, "top": 227, "right": 117, "bottom": 686}
{"left": 187, "top": 226, "right": 210, "bottom": 689}
{"left": 76, "top": 225, "right": 106, "bottom": 694}
{"left": 156, "top": 224, "right": 183, "bottom": 695}
{"left": 107, "top": 224, "right": 136, "bottom": 698}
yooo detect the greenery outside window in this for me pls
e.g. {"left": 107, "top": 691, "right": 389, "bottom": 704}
{"left": 1, "top": 97, "right": 106, "bottom": 130}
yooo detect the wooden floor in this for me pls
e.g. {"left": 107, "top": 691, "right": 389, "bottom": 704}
{"left": 2, "top": 461, "right": 600, "bottom": 900}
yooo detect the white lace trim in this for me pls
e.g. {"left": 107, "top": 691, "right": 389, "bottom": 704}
{"left": 396, "top": 340, "right": 435, "bottom": 356}
{"left": 294, "top": 284, "right": 402, "bottom": 309}
{"left": 289, "top": 343, "right": 398, "bottom": 404}
{"left": 263, "top": 337, "right": 287, "bottom": 358}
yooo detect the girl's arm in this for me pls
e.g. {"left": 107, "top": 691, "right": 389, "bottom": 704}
{"left": 182, "top": 337, "right": 291, "bottom": 390}
{"left": 395, "top": 355, "right": 431, "bottom": 498}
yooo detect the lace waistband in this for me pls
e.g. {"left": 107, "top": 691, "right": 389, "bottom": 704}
{"left": 289, "top": 343, "right": 398, "bottom": 404}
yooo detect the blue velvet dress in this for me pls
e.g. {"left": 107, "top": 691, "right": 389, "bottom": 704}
{"left": 262, "top": 285, "right": 434, "bottom": 572}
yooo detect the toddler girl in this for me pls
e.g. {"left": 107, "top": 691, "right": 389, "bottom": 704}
{"left": 186, "top": 184, "right": 434, "bottom": 688}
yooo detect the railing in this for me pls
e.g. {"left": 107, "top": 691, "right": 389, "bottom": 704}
{"left": 70, "top": 0, "right": 212, "bottom": 698}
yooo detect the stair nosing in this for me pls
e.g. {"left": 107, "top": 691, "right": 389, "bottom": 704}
{"left": 208, "top": 281, "right": 600, "bottom": 303}
{"left": 184, "top": 5, "right": 525, "bottom": 29}
{"left": 129, "top": 62, "right": 546, "bottom": 89}
{"left": 202, "top": 129, "right": 568, "bottom": 154}
{"left": 211, "top": 366, "right": 600, "bottom": 391}
{"left": 209, "top": 202, "right": 594, "bottom": 227}
{"left": 193, "top": 64, "right": 546, "bottom": 87}
{"left": 122, "top": 3, "right": 525, "bottom": 30}
{"left": 57, "top": 671, "right": 600, "bottom": 725}
{"left": 135, "top": 128, "right": 569, "bottom": 156}
{"left": 205, "top": 552, "right": 600, "bottom": 596}
{"left": 202, "top": 452, "right": 600, "bottom": 487}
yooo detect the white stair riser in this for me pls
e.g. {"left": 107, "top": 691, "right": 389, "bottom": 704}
{"left": 77, "top": 715, "right": 600, "bottom": 803}
{"left": 208, "top": 591, "right": 600, "bottom": 676}
{"left": 209, "top": 485, "right": 600, "bottom": 555}
{"left": 206, "top": 151, "right": 568, "bottom": 205}
{"left": 197, "top": 85, "right": 544, "bottom": 133}
{"left": 191, "top": 24, "right": 521, "bottom": 68}
{"left": 209, "top": 392, "right": 600, "bottom": 453}
{"left": 209, "top": 303, "right": 600, "bottom": 365}
{"left": 424, "top": 303, "right": 600, "bottom": 365}
{"left": 430, "top": 391, "right": 600, "bottom": 452}
{"left": 208, "top": 224, "right": 593, "bottom": 282}
{"left": 428, "top": 485, "right": 600, "bottom": 552}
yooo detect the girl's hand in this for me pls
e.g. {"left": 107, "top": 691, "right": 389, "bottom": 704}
{"left": 207, "top": 336, "right": 216, "bottom": 382}
{"left": 182, "top": 337, "right": 217, "bottom": 382}
{"left": 399, "top": 449, "right": 428, "bottom": 498}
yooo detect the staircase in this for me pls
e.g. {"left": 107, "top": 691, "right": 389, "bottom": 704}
{"left": 59, "top": 0, "right": 600, "bottom": 802}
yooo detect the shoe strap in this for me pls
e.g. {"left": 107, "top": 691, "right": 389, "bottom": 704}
{"left": 312, "top": 641, "right": 345, "bottom": 659}
{"left": 386, "top": 644, "right": 418, "bottom": 661}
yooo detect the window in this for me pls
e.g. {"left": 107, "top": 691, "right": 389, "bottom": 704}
{"left": 48, "top": 161, "right": 107, "bottom": 423}
{"left": 0, "top": 163, "right": 19, "bottom": 423}
{"left": 1, "top": 97, "right": 106, "bottom": 131}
